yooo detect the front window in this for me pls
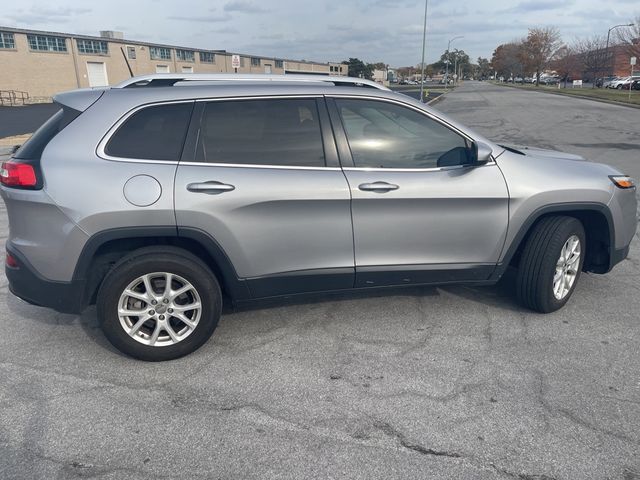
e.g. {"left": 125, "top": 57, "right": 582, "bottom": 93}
{"left": 196, "top": 98, "right": 325, "bottom": 167}
{"left": 176, "top": 49, "right": 195, "bottom": 62}
{"left": 27, "top": 35, "right": 67, "bottom": 52}
{"left": 275, "top": 59, "right": 283, "bottom": 69}
{"left": 335, "top": 98, "right": 470, "bottom": 169}
{"left": 0, "top": 32, "right": 15, "bottom": 49}
{"left": 150, "top": 47, "right": 171, "bottom": 60}
{"left": 251, "top": 57, "right": 260, "bottom": 67}
{"left": 77, "top": 39, "right": 108, "bottom": 55}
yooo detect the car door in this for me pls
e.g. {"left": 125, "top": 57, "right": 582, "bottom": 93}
{"left": 327, "top": 96, "right": 509, "bottom": 287}
{"left": 174, "top": 96, "right": 354, "bottom": 297}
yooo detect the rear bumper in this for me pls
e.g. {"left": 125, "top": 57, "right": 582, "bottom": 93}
{"left": 6, "top": 244, "right": 85, "bottom": 314}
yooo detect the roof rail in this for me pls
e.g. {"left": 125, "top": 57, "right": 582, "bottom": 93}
{"left": 113, "top": 73, "right": 390, "bottom": 91}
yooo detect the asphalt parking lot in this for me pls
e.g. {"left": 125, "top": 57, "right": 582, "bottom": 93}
{"left": 1, "top": 81, "right": 639, "bottom": 479}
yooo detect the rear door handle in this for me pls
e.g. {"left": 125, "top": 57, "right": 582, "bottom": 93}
{"left": 187, "top": 181, "right": 235, "bottom": 194}
{"left": 358, "top": 181, "right": 399, "bottom": 193}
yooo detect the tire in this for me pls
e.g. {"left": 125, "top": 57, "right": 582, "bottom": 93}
{"left": 97, "top": 246, "right": 222, "bottom": 361}
{"left": 616, "top": 85, "right": 622, "bottom": 90}
{"left": 516, "top": 216, "right": 585, "bottom": 313}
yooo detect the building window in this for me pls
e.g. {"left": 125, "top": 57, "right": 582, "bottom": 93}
{"left": 0, "top": 32, "right": 15, "bottom": 49}
{"left": 239, "top": 57, "right": 245, "bottom": 67}
{"left": 127, "top": 46, "right": 136, "bottom": 59}
{"left": 76, "top": 39, "right": 108, "bottom": 55}
{"left": 27, "top": 34, "right": 67, "bottom": 52}
{"left": 199, "top": 51, "right": 215, "bottom": 63}
{"left": 150, "top": 46, "right": 171, "bottom": 60}
{"left": 275, "top": 59, "right": 283, "bottom": 69}
{"left": 251, "top": 57, "right": 260, "bottom": 67}
{"left": 176, "top": 49, "right": 195, "bottom": 62}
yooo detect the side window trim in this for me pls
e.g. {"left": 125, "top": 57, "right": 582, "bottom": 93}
{"left": 325, "top": 97, "right": 355, "bottom": 168}
{"left": 97, "top": 100, "right": 195, "bottom": 164}
{"left": 326, "top": 95, "right": 481, "bottom": 171}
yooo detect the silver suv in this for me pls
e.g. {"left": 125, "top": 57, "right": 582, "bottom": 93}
{"left": 1, "top": 74, "right": 636, "bottom": 361}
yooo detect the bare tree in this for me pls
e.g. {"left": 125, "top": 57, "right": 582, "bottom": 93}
{"left": 491, "top": 42, "right": 526, "bottom": 79}
{"left": 573, "top": 35, "right": 610, "bottom": 87}
{"left": 616, "top": 16, "right": 640, "bottom": 59}
{"left": 551, "top": 45, "right": 580, "bottom": 87}
{"left": 521, "top": 27, "right": 563, "bottom": 85}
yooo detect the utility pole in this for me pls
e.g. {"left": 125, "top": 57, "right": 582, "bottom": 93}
{"left": 419, "top": 0, "right": 429, "bottom": 102}
{"left": 444, "top": 36, "right": 463, "bottom": 90}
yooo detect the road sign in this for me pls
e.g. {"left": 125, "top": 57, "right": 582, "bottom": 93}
{"left": 231, "top": 54, "right": 241, "bottom": 69}
{"left": 631, "top": 57, "right": 637, "bottom": 66}
{"left": 572, "top": 79, "right": 583, "bottom": 87}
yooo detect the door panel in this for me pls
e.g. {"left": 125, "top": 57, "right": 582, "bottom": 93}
{"left": 344, "top": 165, "right": 509, "bottom": 267}
{"left": 330, "top": 97, "right": 509, "bottom": 286}
{"left": 174, "top": 97, "right": 354, "bottom": 288}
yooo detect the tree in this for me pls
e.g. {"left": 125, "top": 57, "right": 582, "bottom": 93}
{"left": 550, "top": 45, "right": 579, "bottom": 87}
{"left": 491, "top": 42, "right": 526, "bottom": 79}
{"left": 431, "top": 49, "right": 471, "bottom": 78}
{"left": 476, "top": 57, "right": 492, "bottom": 79}
{"left": 342, "top": 58, "right": 374, "bottom": 79}
{"left": 573, "top": 35, "right": 609, "bottom": 86}
{"left": 616, "top": 17, "right": 640, "bottom": 59}
{"left": 521, "top": 27, "right": 563, "bottom": 85}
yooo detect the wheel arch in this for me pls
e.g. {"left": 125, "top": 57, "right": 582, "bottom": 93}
{"left": 494, "top": 202, "right": 615, "bottom": 279}
{"left": 73, "top": 226, "right": 250, "bottom": 309}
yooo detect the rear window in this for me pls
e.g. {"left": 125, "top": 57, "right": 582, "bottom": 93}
{"left": 14, "top": 106, "right": 80, "bottom": 160}
{"left": 105, "top": 102, "right": 193, "bottom": 161}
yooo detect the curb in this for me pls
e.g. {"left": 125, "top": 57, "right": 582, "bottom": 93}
{"left": 493, "top": 83, "right": 640, "bottom": 110}
{"left": 426, "top": 91, "right": 448, "bottom": 106}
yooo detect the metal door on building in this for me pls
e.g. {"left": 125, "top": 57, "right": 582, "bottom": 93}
{"left": 86, "top": 62, "right": 108, "bottom": 87}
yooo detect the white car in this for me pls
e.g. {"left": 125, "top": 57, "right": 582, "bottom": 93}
{"left": 608, "top": 76, "right": 640, "bottom": 89}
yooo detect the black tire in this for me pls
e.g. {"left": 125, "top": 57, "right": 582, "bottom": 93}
{"left": 97, "top": 246, "right": 222, "bottom": 361}
{"left": 516, "top": 216, "right": 585, "bottom": 313}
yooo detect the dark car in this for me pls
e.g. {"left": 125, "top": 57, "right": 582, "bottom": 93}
{"left": 632, "top": 79, "right": 640, "bottom": 90}
{"left": 596, "top": 76, "right": 617, "bottom": 88}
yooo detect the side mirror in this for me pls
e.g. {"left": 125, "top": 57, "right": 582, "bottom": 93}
{"left": 471, "top": 141, "right": 493, "bottom": 165}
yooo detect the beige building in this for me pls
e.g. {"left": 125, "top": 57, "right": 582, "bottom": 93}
{"left": 0, "top": 27, "right": 348, "bottom": 99}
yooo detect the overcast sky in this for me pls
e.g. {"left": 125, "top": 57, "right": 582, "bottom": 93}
{"left": 1, "top": 0, "right": 638, "bottom": 66}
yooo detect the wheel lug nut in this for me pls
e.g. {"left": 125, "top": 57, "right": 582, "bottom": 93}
{"left": 149, "top": 310, "right": 155, "bottom": 315}
{"left": 163, "top": 298, "right": 169, "bottom": 304}
{"left": 151, "top": 300, "right": 157, "bottom": 305}
{"left": 159, "top": 315, "right": 165, "bottom": 320}
{"left": 168, "top": 308, "right": 173, "bottom": 313}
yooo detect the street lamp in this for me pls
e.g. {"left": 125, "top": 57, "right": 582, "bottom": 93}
{"left": 444, "top": 35, "right": 463, "bottom": 90}
{"left": 419, "top": 0, "right": 429, "bottom": 102}
{"left": 605, "top": 23, "right": 633, "bottom": 78}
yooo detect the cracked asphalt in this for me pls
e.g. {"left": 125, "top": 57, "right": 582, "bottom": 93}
{"left": 1, "top": 81, "right": 639, "bottom": 479}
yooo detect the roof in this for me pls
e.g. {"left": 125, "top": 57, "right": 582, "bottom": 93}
{"left": 0, "top": 25, "right": 345, "bottom": 66}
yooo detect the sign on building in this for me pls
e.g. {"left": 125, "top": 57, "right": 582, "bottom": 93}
{"left": 231, "top": 54, "right": 241, "bottom": 70}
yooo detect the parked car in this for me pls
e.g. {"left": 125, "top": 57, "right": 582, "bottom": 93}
{"left": 632, "top": 79, "right": 640, "bottom": 90}
{"left": 596, "top": 76, "right": 617, "bottom": 88}
{"left": 540, "top": 76, "right": 560, "bottom": 85}
{"left": 608, "top": 76, "right": 640, "bottom": 89}
{"left": 1, "top": 74, "right": 636, "bottom": 360}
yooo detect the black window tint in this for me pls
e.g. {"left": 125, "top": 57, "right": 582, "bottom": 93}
{"left": 197, "top": 99, "right": 325, "bottom": 167}
{"left": 105, "top": 103, "right": 193, "bottom": 160}
{"left": 15, "top": 107, "right": 80, "bottom": 160}
{"left": 336, "top": 99, "right": 469, "bottom": 169}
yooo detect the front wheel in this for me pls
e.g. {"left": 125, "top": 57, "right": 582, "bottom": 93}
{"left": 516, "top": 216, "right": 585, "bottom": 313}
{"left": 97, "top": 247, "right": 222, "bottom": 361}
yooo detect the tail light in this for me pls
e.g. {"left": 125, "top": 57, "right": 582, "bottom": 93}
{"left": 0, "top": 160, "right": 39, "bottom": 189}
{"left": 5, "top": 252, "right": 19, "bottom": 269}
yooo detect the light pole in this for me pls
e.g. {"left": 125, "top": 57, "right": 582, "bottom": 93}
{"left": 605, "top": 23, "right": 633, "bottom": 78}
{"left": 444, "top": 35, "right": 463, "bottom": 90}
{"left": 419, "top": 0, "right": 429, "bottom": 102}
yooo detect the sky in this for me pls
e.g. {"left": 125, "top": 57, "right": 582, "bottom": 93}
{"left": 1, "top": 0, "right": 638, "bottom": 67}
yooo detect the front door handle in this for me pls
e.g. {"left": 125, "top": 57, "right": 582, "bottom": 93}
{"left": 187, "top": 181, "right": 235, "bottom": 194}
{"left": 358, "top": 181, "right": 399, "bottom": 193}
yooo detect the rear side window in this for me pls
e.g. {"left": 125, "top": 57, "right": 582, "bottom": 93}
{"left": 105, "top": 102, "right": 193, "bottom": 160}
{"left": 196, "top": 98, "right": 325, "bottom": 167}
{"left": 14, "top": 106, "right": 80, "bottom": 160}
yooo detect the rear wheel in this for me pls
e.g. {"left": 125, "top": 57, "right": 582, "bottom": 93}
{"left": 516, "top": 216, "right": 585, "bottom": 313}
{"left": 97, "top": 247, "right": 222, "bottom": 361}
